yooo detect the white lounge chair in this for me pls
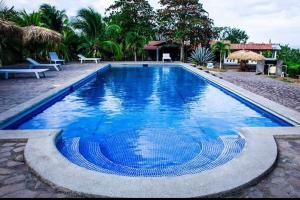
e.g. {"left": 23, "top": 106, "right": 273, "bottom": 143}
{"left": 0, "top": 69, "right": 49, "bottom": 79}
{"left": 207, "top": 62, "right": 214, "bottom": 69}
{"left": 162, "top": 53, "right": 172, "bottom": 62}
{"left": 268, "top": 65, "right": 277, "bottom": 76}
{"left": 78, "top": 54, "right": 101, "bottom": 64}
{"left": 26, "top": 58, "right": 62, "bottom": 71}
{"left": 49, "top": 52, "right": 65, "bottom": 65}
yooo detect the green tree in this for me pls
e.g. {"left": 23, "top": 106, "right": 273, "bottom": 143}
{"left": 157, "top": 0, "right": 214, "bottom": 62}
{"left": 73, "top": 8, "right": 105, "bottom": 40}
{"left": 214, "top": 27, "right": 249, "bottom": 44}
{"left": 73, "top": 8, "right": 122, "bottom": 60}
{"left": 55, "top": 28, "right": 81, "bottom": 61}
{"left": 0, "top": 0, "right": 18, "bottom": 20}
{"left": 14, "top": 10, "right": 43, "bottom": 26}
{"left": 212, "top": 41, "right": 230, "bottom": 69}
{"left": 125, "top": 31, "right": 146, "bottom": 61}
{"left": 106, "top": 0, "right": 155, "bottom": 40}
{"left": 39, "top": 4, "right": 68, "bottom": 33}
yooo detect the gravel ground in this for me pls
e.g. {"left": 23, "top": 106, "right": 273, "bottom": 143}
{"left": 217, "top": 72, "right": 300, "bottom": 112}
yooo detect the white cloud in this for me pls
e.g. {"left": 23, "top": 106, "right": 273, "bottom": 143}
{"left": 6, "top": 0, "right": 300, "bottom": 48}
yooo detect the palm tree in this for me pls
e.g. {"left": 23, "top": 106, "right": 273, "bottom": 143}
{"left": 73, "top": 8, "right": 105, "bottom": 40}
{"left": 125, "top": 32, "right": 146, "bottom": 61}
{"left": 103, "top": 24, "right": 122, "bottom": 60}
{"left": 212, "top": 41, "right": 230, "bottom": 69}
{"left": 74, "top": 8, "right": 122, "bottom": 60}
{"left": 56, "top": 28, "right": 80, "bottom": 61}
{"left": 105, "top": 24, "right": 121, "bottom": 42}
{"left": 39, "top": 4, "right": 68, "bottom": 33}
{"left": 14, "top": 10, "right": 43, "bottom": 26}
{"left": 0, "top": 0, "right": 18, "bottom": 20}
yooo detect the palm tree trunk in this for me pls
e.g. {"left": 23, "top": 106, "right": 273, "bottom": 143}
{"left": 134, "top": 50, "right": 137, "bottom": 62}
{"left": 180, "top": 40, "right": 185, "bottom": 62}
{"left": 219, "top": 52, "right": 222, "bottom": 69}
{"left": 0, "top": 42, "right": 2, "bottom": 67}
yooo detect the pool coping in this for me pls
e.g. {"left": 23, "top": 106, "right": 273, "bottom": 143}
{"left": 0, "top": 63, "right": 300, "bottom": 197}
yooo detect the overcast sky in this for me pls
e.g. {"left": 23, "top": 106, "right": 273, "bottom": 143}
{"left": 6, "top": 0, "right": 300, "bottom": 48}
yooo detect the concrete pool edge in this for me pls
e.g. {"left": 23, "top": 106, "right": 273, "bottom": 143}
{"left": 0, "top": 128, "right": 300, "bottom": 198}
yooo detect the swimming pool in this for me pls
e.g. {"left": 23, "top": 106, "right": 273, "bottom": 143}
{"left": 13, "top": 65, "right": 292, "bottom": 177}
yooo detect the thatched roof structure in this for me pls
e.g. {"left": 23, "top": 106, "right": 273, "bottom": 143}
{"left": 22, "top": 26, "right": 63, "bottom": 44}
{"left": 0, "top": 19, "right": 23, "bottom": 37}
{"left": 228, "top": 50, "right": 265, "bottom": 61}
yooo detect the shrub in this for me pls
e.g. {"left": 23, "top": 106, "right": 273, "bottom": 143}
{"left": 189, "top": 47, "right": 214, "bottom": 66}
{"left": 286, "top": 62, "right": 300, "bottom": 78}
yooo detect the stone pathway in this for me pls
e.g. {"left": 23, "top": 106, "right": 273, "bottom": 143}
{"left": 227, "top": 139, "right": 300, "bottom": 198}
{"left": 0, "top": 63, "right": 105, "bottom": 113}
{"left": 218, "top": 72, "right": 300, "bottom": 113}
{"left": 0, "top": 142, "right": 76, "bottom": 198}
{"left": 0, "top": 139, "right": 299, "bottom": 198}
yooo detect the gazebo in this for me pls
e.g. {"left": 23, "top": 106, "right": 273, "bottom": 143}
{"left": 228, "top": 50, "right": 266, "bottom": 71}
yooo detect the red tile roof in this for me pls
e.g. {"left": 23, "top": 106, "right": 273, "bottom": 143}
{"left": 230, "top": 43, "right": 273, "bottom": 50}
{"left": 144, "top": 41, "right": 166, "bottom": 50}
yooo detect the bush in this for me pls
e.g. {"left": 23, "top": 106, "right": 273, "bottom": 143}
{"left": 189, "top": 47, "right": 214, "bottom": 66}
{"left": 286, "top": 62, "right": 300, "bottom": 78}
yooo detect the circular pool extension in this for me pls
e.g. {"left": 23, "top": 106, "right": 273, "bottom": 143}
{"left": 56, "top": 128, "right": 245, "bottom": 177}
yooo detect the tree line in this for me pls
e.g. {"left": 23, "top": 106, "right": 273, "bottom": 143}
{"left": 0, "top": 0, "right": 250, "bottom": 65}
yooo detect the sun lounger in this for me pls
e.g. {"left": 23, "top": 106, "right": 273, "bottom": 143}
{"left": 78, "top": 54, "right": 101, "bottom": 63}
{"left": 0, "top": 69, "right": 49, "bottom": 79}
{"left": 162, "top": 53, "right": 172, "bottom": 62}
{"left": 49, "top": 52, "right": 65, "bottom": 65}
{"left": 26, "top": 58, "right": 62, "bottom": 71}
{"left": 268, "top": 65, "right": 277, "bottom": 76}
{"left": 207, "top": 62, "right": 214, "bottom": 69}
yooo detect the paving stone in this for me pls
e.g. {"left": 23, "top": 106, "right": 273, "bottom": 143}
{"left": 0, "top": 151, "right": 11, "bottom": 158}
{"left": 2, "top": 189, "right": 38, "bottom": 198}
{"left": 13, "top": 154, "right": 24, "bottom": 162}
{"left": 0, "top": 158, "right": 8, "bottom": 164}
{"left": 0, "top": 182, "right": 26, "bottom": 196}
{"left": 287, "top": 177, "right": 300, "bottom": 189}
{"left": 3, "top": 175, "right": 26, "bottom": 185}
{"left": 0, "top": 168, "right": 13, "bottom": 175}
{"left": 6, "top": 161, "right": 23, "bottom": 167}
{"left": 12, "top": 146, "right": 25, "bottom": 154}
{"left": 16, "top": 143, "right": 26, "bottom": 147}
{"left": 246, "top": 189, "right": 264, "bottom": 198}
{"left": 35, "top": 191, "right": 53, "bottom": 198}
{"left": 1, "top": 143, "right": 16, "bottom": 147}
{"left": 0, "top": 175, "right": 9, "bottom": 181}
{"left": 0, "top": 147, "right": 14, "bottom": 153}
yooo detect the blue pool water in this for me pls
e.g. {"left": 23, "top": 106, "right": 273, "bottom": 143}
{"left": 16, "top": 65, "right": 291, "bottom": 177}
